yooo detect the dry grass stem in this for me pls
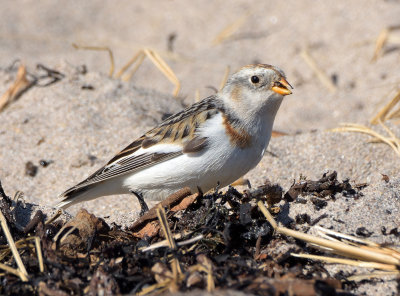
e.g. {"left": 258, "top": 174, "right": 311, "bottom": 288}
{"left": 117, "top": 48, "right": 181, "bottom": 96}
{"left": 212, "top": 13, "right": 250, "bottom": 45}
{"left": 257, "top": 201, "right": 400, "bottom": 269}
{"left": 371, "top": 89, "right": 400, "bottom": 123}
{"left": 371, "top": 25, "right": 400, "bottom": 62}
{"left": 1, "top": 236, "right": 45, "bottom": 273}
{"left": 136, "top": 280, "right": 170, "bottom": 296}
{"left": 72, "top": 44, "right": 181, "bottom": 96}
{"left": 331, "top": 122, "right": 400, "bottom": 157}
{"left": 0, "top": 64, "right": 33, "bottom": 112}
{"left": 347, "top": 271, "right": 400, "bottom": 281}
{"left": 53, "top": 221, "right": 74, "bottom": 243}
{"left": 72, "top": 43, "right": 115, "bottom": 76}
{"left": 155, "top": 204, "right": 182, "bottom": 292}
{"left": 34, "top": 237, "right": 44, "bottom": 273}
{"left": 301, "top": 49, "right": 337, "bottom": 93}
{"left": 124, "top": 53, "right": 146, "bottom": 82}
{"left": 45, "top": 209, "right": 62, "bottom": 225}
{"left": 292, "top": 253, "right": 398, "bottom": 271}
{"left": 0, "top": 210, "right": 28, "bottom": 281}
{"left": 207, "top": 269, "right": 215, "bottom": 292}
{"left": 315, "top": 226, "right": 400, "bottom": 261}
{"left": 115, "top": 50, "right": 144, "bottom": 79}
{"left": 195, "top": 89, "right": 200, "bottom": 102}
{"left": 200, "top": 256, "right": 215, "bottom": 292}
{"left": 59, "top": 225, "right": 78, "bottom": 244}
{"left": 230, "top": 177, "right": 251, "bottom": 187}
{"left": 0, "top": 237, "right": 37, "bottom": 262}
{"left": 189, "top": 263, "right": 215, "bottom": 292}
{"left": 0, "top": 262, "right": 26, "bottom": 280}
{"left": 314, "top": 226, "right": 380, "bottom": 247}
{"left": 372, "top": 28, "right": 390, "bottom": 62}
{"left": 141, "top": 234, "right": 203, "bottom": 252}
{"left": 156, "top": 205, "right": 178, "bottom": 251}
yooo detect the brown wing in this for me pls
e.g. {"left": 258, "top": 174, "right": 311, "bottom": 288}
{"left": 59, "top": 96, "right": 223, "bottom": 198}
{"left": 105, "top": 95, "right": 221, "bottom": 165}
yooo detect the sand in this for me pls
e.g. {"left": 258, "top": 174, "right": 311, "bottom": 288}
{"left": 1, "top": 1, "right": 400, "bottom": 294}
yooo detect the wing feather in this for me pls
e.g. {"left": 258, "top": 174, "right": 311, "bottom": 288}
{"left": 65, "top": 151, "right": 182, "bottom": 192}
{"left": 60, "top": 95, "right": 223, "bottom": 199}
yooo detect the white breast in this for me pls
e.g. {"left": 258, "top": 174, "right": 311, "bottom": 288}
{"left": 123, "top": 112, "right": 272, "bottom": 200}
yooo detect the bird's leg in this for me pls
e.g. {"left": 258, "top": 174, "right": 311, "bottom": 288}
{"left": 130, "top": 190, "right": 149, "bottom": 216}
{"left": 196, "top": 186, "right": 204, "bottom": 197}
{"left": 214, "top": 181, "right": 221, "bottom": 194}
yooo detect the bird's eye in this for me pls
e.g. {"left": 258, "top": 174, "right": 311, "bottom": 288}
{"left": 251, "top": 75, "right": 260, "bottom": 84}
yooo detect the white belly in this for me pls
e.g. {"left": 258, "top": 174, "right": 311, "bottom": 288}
{"left": 123, "top": 113, "right": 270, "bottom": 201}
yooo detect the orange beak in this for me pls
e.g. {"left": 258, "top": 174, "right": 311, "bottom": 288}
{"left": 271, "top": 77, "right": 293, "bottom": 96}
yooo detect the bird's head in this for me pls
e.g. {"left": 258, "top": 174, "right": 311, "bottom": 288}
{"left": 220, "top": 64, "right": 292, "bottom": 117}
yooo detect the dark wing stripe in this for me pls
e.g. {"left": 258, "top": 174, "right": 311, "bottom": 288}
{"left": 66, "top": 151, "right": 183, "bottom": 190}
{"left": 141, "top": 137, "right": 159, "bottom": 148}
{"left": 183, "top": 136, "right": 208, "bottom": 153}
{"left": 106, "top": 137, "right": 145, "bottom": 165}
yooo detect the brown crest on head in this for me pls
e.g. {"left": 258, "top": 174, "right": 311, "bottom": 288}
{"left": 240, "top": 64, "right": 275, "bottom": 70}
{"left": 239, "top": 64, "right": 286, "bottom": 79}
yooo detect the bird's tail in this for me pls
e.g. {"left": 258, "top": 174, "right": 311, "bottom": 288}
{"left": 56, "top": 185, "right": 95, "bottom": 209}
{"left": 56, "top": 177, "right": 127, "bottom": 209}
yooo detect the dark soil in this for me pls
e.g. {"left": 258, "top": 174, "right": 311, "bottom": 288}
{"left": 0, "top": 172, "right": 363, "bottom": 295}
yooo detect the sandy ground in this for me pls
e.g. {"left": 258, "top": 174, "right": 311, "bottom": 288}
{"left": 1, "top": 1, "right": 400, "bottom": 295}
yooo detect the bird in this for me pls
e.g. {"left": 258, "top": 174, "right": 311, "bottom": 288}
{"left": 57, "top": 64, "right": 292, "bottom": 215}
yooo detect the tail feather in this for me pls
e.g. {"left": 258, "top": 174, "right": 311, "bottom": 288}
{"left": 56, "top": 177, "right": 127, "bottom": 209}
{"left": 56, "top": 185, "right": 93, "bottom": 209}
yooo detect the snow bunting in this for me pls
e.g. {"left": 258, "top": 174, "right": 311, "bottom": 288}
{"left": 57, "top": 64, "right": 292, "bottom": 214}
